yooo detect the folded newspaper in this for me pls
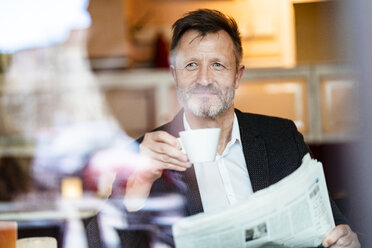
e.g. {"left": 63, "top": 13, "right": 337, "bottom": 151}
{"left": 172, "top": 154, "right": 335, "bottom": 248}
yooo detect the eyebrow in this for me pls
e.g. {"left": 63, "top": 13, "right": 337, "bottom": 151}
{"left": 182, "top": 56, "right": 229, "bottom": 63}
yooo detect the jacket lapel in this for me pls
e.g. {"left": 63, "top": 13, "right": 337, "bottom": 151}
{"left": 179, "top": 167, "right": 204, "bottom": 215}
{"left": 235, "top": 110, "right": 270, "bottom": 192}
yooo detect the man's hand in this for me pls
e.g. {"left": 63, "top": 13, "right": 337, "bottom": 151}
{"left": 139, "top": 130, "right": 191, "bottom": 183}
{"left": 322, "top": 224, "right": 360, "bottom": 248}
{"left": 124, "top": 130, "right": 191, "bottom": 211}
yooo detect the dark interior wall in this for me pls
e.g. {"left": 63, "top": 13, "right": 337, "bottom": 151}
{"left": 308, "top": 142, "right": 357, "bottom": 221}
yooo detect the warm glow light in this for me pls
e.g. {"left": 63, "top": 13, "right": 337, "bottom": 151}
{"left": 61, "top": 177, "right": 83, "bottom": 199}
{"left": 0, "top": 221, "right": 17, "bottom": 248}
{"left": 16, "top": 237, "right": 57, "bottom": 248}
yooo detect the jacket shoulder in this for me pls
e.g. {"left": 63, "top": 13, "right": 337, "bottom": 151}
{"left": 136, "top": 110, "right": 184, "bottom": 143}
{"left": 235, "top": 109, "right": 297, "bottom": 133}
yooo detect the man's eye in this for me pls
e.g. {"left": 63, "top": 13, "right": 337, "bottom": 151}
{"left": 212, "top": 63, "right": 225, "bottom": 71}
{"left": 185, "top": 62, "right": 198, "bottom": 70}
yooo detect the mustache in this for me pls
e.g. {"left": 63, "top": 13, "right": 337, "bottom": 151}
{"left": 186, "top": 84, "right": 221, "bottom": 95}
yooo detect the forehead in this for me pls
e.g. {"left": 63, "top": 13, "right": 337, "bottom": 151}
{"left": 175, "top": 30, "right": 236, "bottom": 62}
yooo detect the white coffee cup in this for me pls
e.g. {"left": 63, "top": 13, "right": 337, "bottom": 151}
{"left": 179, "top": 128, "right": 221, "bottom": 163}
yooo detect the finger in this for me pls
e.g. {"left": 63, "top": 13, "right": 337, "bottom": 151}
{"left": 323, "top": 225, "right": 350, "bottom": 247}
{"left": 143, "top": 147, "right": 191, "bottom": 168}
{"left": 334, "top": 235, "right": 353, "bottom": 246}
{"left": 149, "top": 131, "right": 182, "bottom": 149}
{"left": 153, "top": 143, "right": 189, "bottom": 162}
{"left": 334, "top": 232, "right": 360, "bottom": 248}
{"left": 141, "top": 141, "right": 188, "bottom": 162}
{"left": 142, "top": 137, "right": 189, "bottom": 162}
{"left": 142, "top": 131, "right": 187, "bottom": 160}
{"left": 152, "top": 159, "right": 189, "bottom": 172}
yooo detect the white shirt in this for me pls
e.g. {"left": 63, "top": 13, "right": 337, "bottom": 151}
{"left": 183, "top": 113, "right": 253, "bottom": 213}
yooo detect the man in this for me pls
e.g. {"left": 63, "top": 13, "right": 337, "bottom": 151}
{"left": 125, "top": 9, "right": 360, "bottom": 247}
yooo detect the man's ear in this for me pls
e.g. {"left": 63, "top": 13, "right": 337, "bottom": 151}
{"left": 234, "top": 65, "right": 245, "bottom": 89}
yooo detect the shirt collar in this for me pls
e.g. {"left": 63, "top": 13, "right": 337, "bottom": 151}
{"left": 231, "top": 113, "right": 242, "bottom": 146}
{"left": 183, "top": 113, "right": 192, "bottom": 131}
{"left": 183, "top": 112, "right": 242, "bottom": 146}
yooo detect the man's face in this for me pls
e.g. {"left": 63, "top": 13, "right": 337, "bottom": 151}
{"left": 171, "top": 30, "right": 244, "bottom": 118}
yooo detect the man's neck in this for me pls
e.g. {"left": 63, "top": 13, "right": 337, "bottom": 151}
{"left": 184, "top": 107, "right": 235, "bottom": 155}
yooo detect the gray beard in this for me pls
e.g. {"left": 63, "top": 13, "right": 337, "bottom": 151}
{"left": 176, "top": 83, "right": 235, "bottom": 118}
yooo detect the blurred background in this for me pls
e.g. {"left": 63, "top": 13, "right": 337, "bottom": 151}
{"left": 0, "top": 0, "right": 371, "bottom": 247}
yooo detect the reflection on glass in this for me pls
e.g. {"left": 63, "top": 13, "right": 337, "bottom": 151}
{"left": 61, "top": 177, "right": 83, "bottom": 199}
{"left": 0, "top": 1, "right": 159, "bottom": 248}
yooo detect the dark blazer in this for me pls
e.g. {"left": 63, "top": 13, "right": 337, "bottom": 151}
{"left": 137, "top": 109, "right": 348, "bottom": 225}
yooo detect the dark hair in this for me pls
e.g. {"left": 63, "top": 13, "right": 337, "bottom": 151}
{"left": 170, "top": 9, "right": 243, "bottom": 64}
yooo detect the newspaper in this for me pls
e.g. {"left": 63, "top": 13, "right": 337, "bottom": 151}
{"left": 172, "top": 154, "right": 335, "bottom": 248}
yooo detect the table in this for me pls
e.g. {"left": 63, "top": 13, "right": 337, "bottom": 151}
{"left": 0, "top": 191, "right": 106, "bottom": 248}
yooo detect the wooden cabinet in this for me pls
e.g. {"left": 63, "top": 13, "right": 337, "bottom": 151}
{"left": 320, "top": 78, "right": 358, "bottom": 135}
{"left": 235, "top": 79, "right": 308, "bottom": 134}
{"left": 122, "top": 0, "right": 344, "bottom": 68}
{"left": 94, "top": 64, "right": 357, "bottom": 142}
{"left": 237, "top": 64, "right": 357, "bottom": 142}
{"left": 241, "top": 0, "right": 345, "bottom": 68}
{"left": 240, "top": 0, "right": 296, "bottom": 68}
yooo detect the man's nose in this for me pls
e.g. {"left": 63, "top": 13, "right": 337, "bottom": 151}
{"left": 196, "top": 65, "right": 212, "bottom": 86}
